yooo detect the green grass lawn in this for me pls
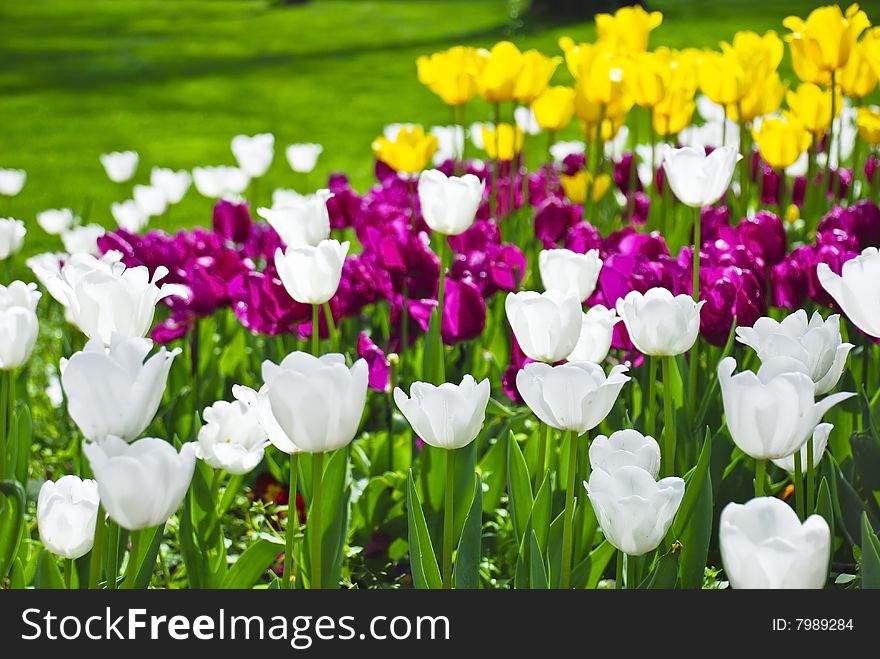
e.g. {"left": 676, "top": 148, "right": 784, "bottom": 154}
{"left": 0, "top": 0, "right": 859, "bottom": 255}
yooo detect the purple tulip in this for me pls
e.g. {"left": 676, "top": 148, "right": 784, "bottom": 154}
{"left": 866, "top": 156, "right": 878, "bottom": 185}
{"left": 229, "top": 267, "right": 311, "bottom": 336}
{"left": 564, "top": 220, "right": 602, "bottom": 254}
{"left": 441, "top": 277, "right": 486, "bottom": 345}
{"left": 738, "top": 211, "right": 786, "bottom": 266}
{"left": 502, "top": 335, "right": 534, "bottom": 404}
{"left": 212, "top": 199, "right": 252, "bottom": 244}
{"left": 326, "top": 173, "right": 363, "bottom": 230}
{"left": 817, "top": 200, "right": 880, "bottom": 251}
{"left": 699, "top": 265, "right": 766, "bottom": 346}
{"left": 770, "top": 254, "right": 807, "bottom": 310}
{"left": 535, "top": 197, "right": 578, "bottom": 246}
{"left": 357, "top": 332, "right": 390, "bottom": 392}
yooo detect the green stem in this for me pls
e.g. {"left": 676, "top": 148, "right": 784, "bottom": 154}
{"left": 560, "top": 429, "right": 579, "bottom": 589}
{"left": 434, "top": 237, "right": 447, "bottom": 384}
{"left": 0, "top": 370, "right": 7, "bottom": 479}
{"left": 692, "top": 205, "right": 701, "bottom": 302}
{"left": 322, "top": 302, "right": 338, "bottom": 353}
{"left": 793, "top": 450, "right": 805, "bottom": 521}
{"left": 442, "top": 447, "right": 456, "bottom": 589}
{"left": 65, "top": 558, "right": 74, "bottom": 590}
{"left": 88, "top": 506, "right": 105, "bottom": 589}
{"left": 400, "top": 281, "right": 409, "bottom": 385}
{"left": 626, "top": 553, "right": 637, "bottom": 589}
{"left": 122, "top": 529, "right": 140, "bottom": 589}
{"left": 826, "top": 71, "right": 836, "bottom": 201}
{"left": 806, "top": 440, "right": 815, "bottom": 515}
{"left": 662, "top": 356, "right": 676, "bottom": 478}
{"left": 311, "top": 304, "right": 320, "bottom": 356}
{"left": 310, "top": 451, "right": 324, "bottom": 589}
{"left": 646, "top": 356, "right": 657, "bottom": 438}
{"left": 755, "top": 459, "right": 766, "bottom": 497}
{"left": 535, "top": 424, "right": 550, "bottom": 492}
{"left": 284, "top": 453, "right": 299, "bottom": 589}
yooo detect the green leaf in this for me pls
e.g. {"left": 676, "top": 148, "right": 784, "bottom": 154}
{"left": 219, "top": 331, "right": 246, "bottom": 378}
{"left": 302, "top": 449, "right": 349, "bottom": 589}
{"left": 486, "top": 397, "right": 517, "bottom": 418}
{"left": 529, "top": 531, "right": 549, "bottom": 589}
{"left": 133, "top": 526, "right": 164, "bottom": 589}
{"left": 507, "top": 431, "right": 533, "bottom": 545}
{"left": 531, "top": 473, "right": 552, "bottom": 553}
{"left": 678, "top": 472, "right": 713, "bottom": 589}
{"left": 9, "top": 557, "right": 25, "bottom": 589}
{"left": 13, "top": 406, "right": 32, "bottom": 485}
{"left": 477, "top": 436, "right": 506, "bottom": 513}
{"left": 454, "top": 475, "right": 482, "bottom": 589}
{"left": 222, "top": 539, "right": 285, "bottom": 589}
{"left": 0, "top": 479, "right": 26, "bottom": 579}
{"left": 639, "top": 543, "right": 681, "bottom": 589}
{"left": 406, "top": 470, "right": 442, "bottom": 590}
{"left": 815, "top": 477, "right": 834, "bottom": 539}
{"left": 585, "top": 540, "right": 616, "bottom": 589}
{"left": 673, "top": 429, "right": 712, "bottom": 538}
{"left": 860, "top": 513, "right": 880, "bottom": 589}
{"left": 35, "top": 550, "right": 65, "bottom": 590}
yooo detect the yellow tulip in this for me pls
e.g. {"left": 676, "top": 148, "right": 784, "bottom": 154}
{"left": 839, "top": 42, "right": 878, "bottom": 98}
{"left": 785, "top": 204, "right": 801, "bottom": 225}
{"left": 573, "top": 77, "right": 632, "bottom": 127}
{"left": 699, "top": 50, "right": 748, "bottom": 106}
{"left": 578, "top": 116, "right": 626, "bottom": 143}
{"left": 857, "top": 106, "right": 880, "bottom": 145}
{"left": 482, "top": 123, "right": 524, "bottom": 161}
{"left": 371, "top": 126, "right": 438, "bottom": 174}
{"left": 476, "top": 41, "right": 524, "bottom": 104}
{"left": 723, "top": 30, "right": 784, "bottom": 80}
{"left": 560, "top": 171, "right": 612, "bottom": 205}
{"left": 752, "top": 116, "right": 812, "bottom": 169}
{"left": 416, "top": 46, "right": 485, "bottom": 106}
{"left": 595, "top": 5, "right": 663, "bottom": 56}
{"left": 513, "top": 50, "right": 562, "bottom": 104}
{"left": 783, "top": 3, "right": 871, "bottom": 75}
{"left": 786, "top": 83, "right": 842, "bottom": 137}
{"left": 863, "top": 28, "right": 880, "bottom": 79}
{"left": 652, "top": 83, "right": 696, "bottom": 136}
{"left": 531, "top": 86, "right": 575, "bottom": 132}
{"left": 727, "top": 72, "right": 786, "bottom": 123}
{"left": 628, "top": 51, "right": 669, "bottom": 108}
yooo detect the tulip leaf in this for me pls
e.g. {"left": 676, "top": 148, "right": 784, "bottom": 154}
{"left": 679, "top": 471, "right": 713, "bottom": 589}
{"left": 859, "top": 513, "right": 880, "bottom": 589}
{"left": 454, "top": 474, "right": 482, "bottom": 589}
{"left": 506, "top": 431, "right": 533, "bottom": 546}
{"left": 828, "top": 456, "right": 878, "bottom": 546}
{"left": 0, "top": 478, "right": 26, "bottom": 580}
{"left": 514, "top": 517, "right": 533, "bottom": 589}
{"left": 672, "top": 429, "right": 712, "bottom": 538}
{"left": 12, "top": 406, "right": 32, "bottom": 485}
{"left": 222, "top": 539, "right": 285, "bottom": 589}
{"left": 531, "top": 473, "right": 552, "bottom": 553}
{"left": 638, "top": 542, "right": 681, "bottom": 590}
{"left": 584, "top": 540, "right": 616, "bottom": 590}
{"left": 179, "top": 491, "right": 207, "bottom": 589}
{"left": 477, "top": 435, "right": 507, "bottom": 513}
{"left": 529, "top": 530, "right": 549, "bottom": 590}
{"left": 219, "top": 331, "right": 246, "bottom": 378}
{"left": 35, "top": 549, "right": 65, "bottom": 590}
{"left": 302, "top": 448, "right": 350, "bottom": 589}
{"left": 851, "top": 432, "right": 880, "bottom": 509}
{"left": 133, "top": 525, "right": 165, "bottom": 590}
{"left": 486, "top": 397, "right": 517, "bottom": 418}
{"left": 406, "top": 470, "right": 442, "bottom": 590}
{"left": 816, "top": 477, "right": 834, "bottom": 539}
{"left": 9, "top": 557, "right": 25, "bottom": 590}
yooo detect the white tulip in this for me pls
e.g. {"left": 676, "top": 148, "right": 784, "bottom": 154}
{"left": 0, "top": 218, "right": 26, "bottom": 260}
{"left": 468, "top": 122, "right": 491, "bottom": 149}
{"left": 616, "top": 287, "right": 704, "bottom": 357}
{"left": 505, "top": 290, "right": 582, "bottom": 363}
{"left": 736, "top": 310, "right": 853, "bottom": 396}
{"left": 567, "top": 305, "right": 620, "bottom": 363}
{"left": 84, "top": 436, "right": 196, "bottom": 531}
{"left": 771, "top": 423, "right": 833, "bottom": 474}
{"left": 394, "top": 375, "right": 490, "bottom": 450}
{"left": 0, "top": 168, "right": 26, "bottom": 196}
{"left": 603, "top": 125, "right": 629, "bottom": 161}
{"left": 514, "top": 106, "right": 540, "bottom": 135}
{"left": 817, "top": 246, "right": 880, "bottom": 338}
{"left": 661, "top": 145, "right": 741, "bottom": 208}
{"left": 635, "top": 142, "right": 670, "bottom": 187}
{"left": 0, "top": 281, "right": 40, "bottom": 370}
{"left": 417, "top": 169, "right": 482, "bottom": 236}
{"left": 231, "top": 133, "right": 274, "bottom": 178}
{"left": 37, "top": 476, "right": 100, "bottom": 560}
{"left": 429, "top": 126, "right": 465, "bottom": 165}
{"left": 257, "top": 189, "right": 332, "bottom": 247}
{"left": 275, "top": 239, "right": 349, "bottom": 305}
{"left": 37, "top": 208, "right": 76, "bottom": 235}
{"left": 99, "top": 151, "right": 139, "bottom": 183}
{"left": 197, "top": 399, "right": 269, "bottom": 475}
{"left": 45, "top": 253, "right": 187, "bottom": 346}
{"left": 717, "top": 356, "right": 853, "bottom": 460}
{"left": 272, "top": 188, "right": 304, "bottom": 208}
{"left": 61, "top": 224, "right": 105, "bottom": 256}
{"left": 549, "top": 140, "right": 585, "bottom": 163}
{"left": 285, "top": 143, "right": 323, "bottom": 174}
{"left": 26, "top": 252, "right": 64, "bottom": 295}
{"left": 589, "top": 429, "right": 661, "bottom": 479}
{"left": 192, "top": 166, "right": 250, "bottom": 198}
{"left": 132, "top": 184, "right": 168, "bottom": 218}
{"left": 150, "top": 167, "right": 191, "bottom": 204}
{"left": 585, "top": 465, "right": 685, "bottom": 556}
{"left": 517, "top": 361, "right": 630, "bottom": 435}
{"left": 720, "top": 497, "right": 830, "bottom": 589}
{"left": 111, "top": 200, "right": 148, "bottom": 233}
{"left": 61, "top": 335, "right": 179, "bottom": 442}
{"left": 539, "top": 248, "right": 603, "bottom": 302}
{"left": 242, "top": 352, "right": 368, "bottom": 454}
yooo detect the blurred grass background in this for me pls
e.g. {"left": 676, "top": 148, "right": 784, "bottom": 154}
{"left": 0, "top": 0, "right": 853, "bottom": 253}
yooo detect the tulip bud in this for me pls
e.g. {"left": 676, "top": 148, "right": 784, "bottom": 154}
{"left": 566, "top": 305, "right": 620, "bottom": 363}
{"left": 817, "top": 246, "right": 880, "bottom": 338}
{"left": 61, "top": 335, "right": 179, "bottom": 442}
{"left": 258, "top": 190, "right": 332, "bottom": 248}
{"left": 589, "top": 429, "right": 661, "bottom": 478}
{"left": 417, "top": 169, "right": 482, "bottom": 236}
{"left": 150, "top": 167, "right": 191, "bottom": 205}
{"left": 275, "top": 239, "right": 349, "bottom": 305}
{"left": 736, "top": 310, "right": 853, "bottom": 395}
{"left": 394, "top": 375, "right": 490, "bottom": 450}
{"left": 245, "top": 352, "right": 368, "bottom": 455}
{"left": 771, "top": 423, "right": 833, "bottom": 474}
{"left": 100, "top": 151, "right": 139, "bottom": 183}
{"left": 231, "top": 133, "right": 274, "bottom": 178}
{"left": 197, "top": 399, "right": 269, "bottom": 475}
{"left": 37, "top": 208, "right": 76, "bottom": 236}
{"left": 0, "top": 218, "right": 26, "bottom": 260}
{"left": 585, "top": 465, "right": 684, "bottom": 556}
{"left": 505, "top": 290, "right": 582, "bottom": 363}
{"left": 85, "top": 436, "right": 196, "bottom": 531}
{"left": 0, "top": 281, "right": 40, "bottom": 371}
{"left": 0, "top": 169, "right": 26, "bottom": 197}
{"left": 516, "top": 361, "right": 630, "bottom": 435}
{"left": 616, "top": 287, "right": 704, "bottom": 357}
{"left": 285, "top": 143, "right": 323, "bottom": 174}
{"left": 37, "top": 475, "right": 100, "bottom": 560}
{"left": 539, "top": 248, "right": 603, "bottom": 302}
{"left": 720, "top": 496, "right": 830, "bottom": 589}
{"left": 661, "top": 145, "right": 741, "bottom": 208}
